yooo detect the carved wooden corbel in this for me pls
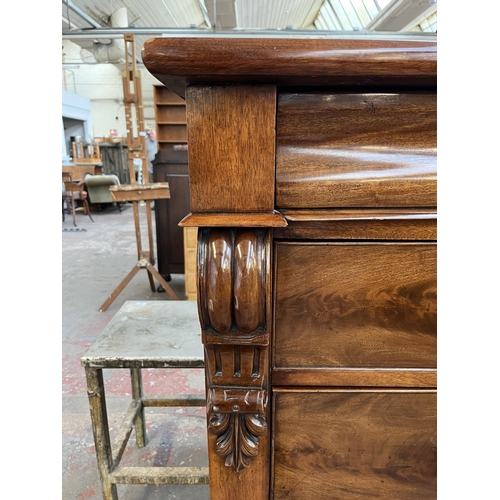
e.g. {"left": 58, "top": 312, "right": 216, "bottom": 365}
{"left": 198, "top": 228, "right": 271, "bottom": 472}
{"left": 207, "top": 388, "right": 268, "bottom": 472}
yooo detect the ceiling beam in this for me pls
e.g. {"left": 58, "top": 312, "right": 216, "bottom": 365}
{"left": 62, "top": 27, "right": 436, "bottom": 41}
{"left": 205, "top": 0, "right": 237, "bottom": 30}
{"left": 64, "top": 0, "right": 103, "bottom": 29}
{"left": 366, "top": 0, "right": 437, "bottom": 31}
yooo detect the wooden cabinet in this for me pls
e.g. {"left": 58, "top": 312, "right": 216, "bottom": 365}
{"left": 153, "top": 85, "right": 187, "bottom": 151}
{"left": 143, "top": 38, "right": 437, "bottom": 499}
{"left": 152, "top": 150, "right": 190, "bottom": 279}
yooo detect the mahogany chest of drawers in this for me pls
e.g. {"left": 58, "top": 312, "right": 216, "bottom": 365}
{"left": 143, "top": 37, "right": 437, "bottom": 500}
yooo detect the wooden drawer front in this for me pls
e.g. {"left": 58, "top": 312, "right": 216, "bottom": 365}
{"left": 276, "top": 92, "right": 436, "bottom": 209}
{"left": 275, "top": 243, "right": 436, "bottom": 368}
{"left": 273, "top": 390, "right": 436, "bottom": 500}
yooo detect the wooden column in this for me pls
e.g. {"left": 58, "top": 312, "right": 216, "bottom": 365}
{"left": 180, "top": 85, "right": 278, "bottom": 500}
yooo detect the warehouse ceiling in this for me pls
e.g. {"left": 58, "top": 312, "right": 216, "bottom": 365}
{"left": 62, "top": 0, "right": 437, "bottom": 65}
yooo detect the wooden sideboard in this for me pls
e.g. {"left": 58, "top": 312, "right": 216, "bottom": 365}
{"left": 142, "top": 37, "right": 437, "bottom": 499}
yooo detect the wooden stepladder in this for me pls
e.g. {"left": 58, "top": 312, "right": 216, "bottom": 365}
{"left": 99, "top": 34, "right": 180, "bottom": 312}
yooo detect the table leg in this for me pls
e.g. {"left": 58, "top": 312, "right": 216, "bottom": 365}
{"left": 130, "top": 368, "right": 146, "bottom": 448}
{"left": 85, "top": 367, "right": 118, "bottom": 500}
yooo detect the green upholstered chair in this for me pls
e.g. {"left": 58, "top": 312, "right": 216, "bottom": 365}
{"left": 84, "top": 174, "right": 122, "bottom": 212}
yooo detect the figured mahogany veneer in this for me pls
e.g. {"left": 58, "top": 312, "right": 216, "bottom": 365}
{"left": 276, "top": 209, "right": 436, "bottom": 240}
{"left": 142, "top": 37, "right": 437, "bottom": 500}
{"left": 274, "top": 242, "right": 437, "bottom": 369}
{"left": 273, "top": 390, "right": 437, "bottom": 500}
{"left": 276, "top": 92, "right": 437, "bottom": 208}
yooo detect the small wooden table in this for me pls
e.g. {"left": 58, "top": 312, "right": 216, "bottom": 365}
{"left": 81, "top": 300, "right": 208, "bottom": 500}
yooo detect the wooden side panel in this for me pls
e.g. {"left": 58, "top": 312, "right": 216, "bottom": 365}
{"left": 273, "top": 390, "right": 437, "bottom": 500}
{"left": 274, "top": 243, "right": 437, "bottom": 368}
{"left": 276, "top": 92, "right": 436, "bottom": 208}
{"left": 186, "top": 85, "right": 276, "bottom": 213}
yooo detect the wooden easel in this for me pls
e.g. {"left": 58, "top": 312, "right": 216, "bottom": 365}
{"left": 99, "top": 34, "right": 180, "bottom": 312}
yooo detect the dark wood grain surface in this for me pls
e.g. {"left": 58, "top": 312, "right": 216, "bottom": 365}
{"left": 275, "top": 209, "right": 436, "bottom": 240}
{"left": 272, "top": 368, "right": 436, "bottom": 388}
{"left": 274, "top": 219, "right": 437, "bottom": 240}
{"left": 274, "top": 242, "right": 437, "bottom": 368}
{"left": 276, "top": 92, "right": 436, "bottom": 208}
{"left": 142, "top": 38, "right": 437, "bottom": 96}
{"left": 273, "top": 390, "right": 437, "bottom": 499}
{"left": 282, "top": 209, "right": 437, "bottom": 221}
{"left": 186, "top": 85, "right": 276, "bottom": 213}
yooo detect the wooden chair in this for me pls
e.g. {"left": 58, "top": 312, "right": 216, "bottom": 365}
{"left": 62, "top": 171, "right": 94, "bottom": 226}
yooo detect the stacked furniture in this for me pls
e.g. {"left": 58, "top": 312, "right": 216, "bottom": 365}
{"left": 143, "top": 37, "right": 437, "bottom": 499}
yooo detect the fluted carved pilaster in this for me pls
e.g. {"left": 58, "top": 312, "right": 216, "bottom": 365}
{"left": 198, "top": 228, "right": 271, "bottom": 472}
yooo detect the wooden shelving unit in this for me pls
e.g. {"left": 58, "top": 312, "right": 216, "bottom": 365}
{"left": 153, "top": 85, "right": 187, "bottom": 150}
{"left": 153, "top": 86, "right": 196, "bottom": 300}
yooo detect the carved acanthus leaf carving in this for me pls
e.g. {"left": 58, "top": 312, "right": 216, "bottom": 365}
{"left": 208, "top": 412, "right": 267, "bottom": 472}
{"left": 207, "top": 385, "right": 268, "bottom": 472}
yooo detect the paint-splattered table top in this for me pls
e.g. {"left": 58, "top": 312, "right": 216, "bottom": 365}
{"left": 81, "top": 301, "right": 204, "bottom": 369}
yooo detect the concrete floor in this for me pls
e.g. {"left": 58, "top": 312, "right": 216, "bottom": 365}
{"left": 62, "top": 202, "right": 209, "bottom": 500}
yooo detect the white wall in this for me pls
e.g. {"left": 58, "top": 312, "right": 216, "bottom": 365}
{"left": 62, "top": 87, "right": 93, "bottom": 162}
{"left": 62, "top": 39, "right": 159, "bottom": 140}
